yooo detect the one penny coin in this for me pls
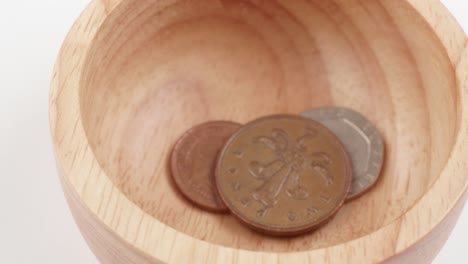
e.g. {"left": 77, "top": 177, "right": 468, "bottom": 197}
{"left": 216, "top": 115, "right": 352, "bottom": 235}
{"left": 171, "top": 121, "right": 241, "bottom": 213}
{"left": 301, "top": 107, "right": 384, "bottom": 200}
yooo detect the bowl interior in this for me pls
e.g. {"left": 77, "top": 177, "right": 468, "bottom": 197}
{"left": 79, "top": 0, "right": 459, "bottom": 252}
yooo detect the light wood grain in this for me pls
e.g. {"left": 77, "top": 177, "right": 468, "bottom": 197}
{"left": 50, "top": 0, "right": 468, "bottom": 263}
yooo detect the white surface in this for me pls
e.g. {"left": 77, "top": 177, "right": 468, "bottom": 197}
{"left": 0, "top": 1, "right": 466, "bottom": 263}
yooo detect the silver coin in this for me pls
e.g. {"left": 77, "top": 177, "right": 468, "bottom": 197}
{"left": 301, "top": 107, "right": 384, "bottom": 200}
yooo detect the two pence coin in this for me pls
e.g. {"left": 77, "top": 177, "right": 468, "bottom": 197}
{"left": 215, "top": 115, "right": 352, "bottom": 236}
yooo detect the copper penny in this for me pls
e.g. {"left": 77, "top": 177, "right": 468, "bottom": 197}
{"left": 216, "top": 115, "right": 352, "bottom": 235}
{"left": 171, "top": 121, "right": 241, "bottom": 213}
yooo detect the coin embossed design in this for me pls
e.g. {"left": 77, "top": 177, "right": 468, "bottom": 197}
{"left": 301, "top": 107, "right": 385, "bottom": 200}
{"left": 216, "top": 115, "right": 352, "bottom": 235}
{"left": 171, "top": 121, "right": 241, "bottom": 213}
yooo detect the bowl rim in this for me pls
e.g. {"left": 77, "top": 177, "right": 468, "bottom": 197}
{"left": 49, "top": 0, "right": 468, "bottom": 262}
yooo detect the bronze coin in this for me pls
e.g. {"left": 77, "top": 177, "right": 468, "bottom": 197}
{"left": 215, "top": 115, "right": 352, "bottom": 235}
{"left": 171, "top": 121, "right": 241, "bottom": 213}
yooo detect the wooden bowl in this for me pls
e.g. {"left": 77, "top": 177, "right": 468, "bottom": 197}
{"left": 50, "top": 0, "right": 468, "bottom": 263}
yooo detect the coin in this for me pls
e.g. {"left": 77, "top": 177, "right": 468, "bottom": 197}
{"left": 301, "top": 107, "right": 384, "bottom": 200}
{"left": 170, "top": 121, "right": 241, "bottom": 213}
{"left": 216, "top": 115, "right": 352, "bottom": 236}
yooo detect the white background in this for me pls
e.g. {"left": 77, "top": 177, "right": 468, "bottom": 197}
{"left": 0, "top": 1, "right": 466, "bottom": 263}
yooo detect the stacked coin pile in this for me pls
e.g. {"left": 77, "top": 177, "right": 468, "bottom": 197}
{"left": 170, "top": 107, "right": 384, "bottom": 236}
